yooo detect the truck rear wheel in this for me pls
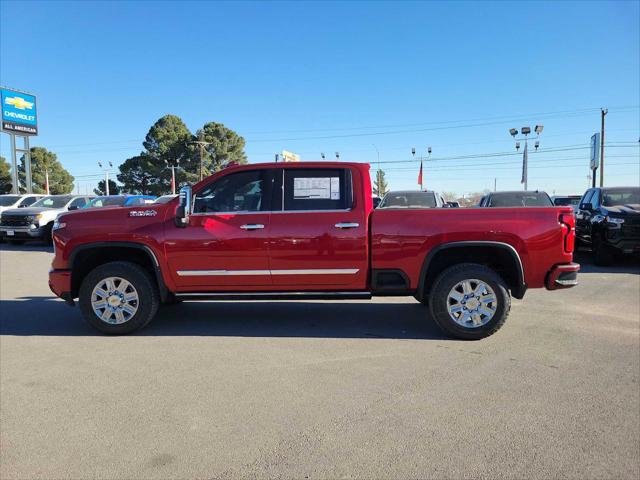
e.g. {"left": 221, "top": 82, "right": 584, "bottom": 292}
{"left": 428, "top": 263, "right": 510, "bottom": 340}
{"left": 79, "top": 261, "right": 160, "bottom": 334}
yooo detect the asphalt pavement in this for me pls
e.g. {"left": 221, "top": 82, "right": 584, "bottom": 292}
{"left": 1, "top": 243, "right": 639, "bottom": 479}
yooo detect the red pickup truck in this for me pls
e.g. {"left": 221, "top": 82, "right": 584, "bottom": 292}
{"left": 49, "top": 162, "right": 579, "bottom": 339}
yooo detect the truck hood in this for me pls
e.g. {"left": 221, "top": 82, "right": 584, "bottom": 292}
{"left": 0, "top": 207, "right": 62, "bottom": 216}
{"left": 604, "top": 204, "right": 640, "bottom": 215}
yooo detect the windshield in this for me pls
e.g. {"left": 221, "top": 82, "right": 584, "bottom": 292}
{"left": 31, "top": 196, "right": 73, "bottom": 208}
{"left": 553, "top": 197, "right": 581, "bottom": 206}
{"left": 380, "top": 192, "right": 437, "bottom": 208}
{"left": 489, "top": 192, "right": 552, "bottom": 207}
{"left": 602, "top": 188, "right": 640, "bottom": 206}
{"left": 86, "top": 196, "right": 127, "bottom": 208}
{"left": 0, "top": 195, "right": 21, "bottom": 206}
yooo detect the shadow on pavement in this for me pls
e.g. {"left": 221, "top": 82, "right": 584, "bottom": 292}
{"left": 0, "top": 242, "right": 53, "bottom": 253}
{"left": 574, "top": 250, "right": 640, "bottom": 275}
{"left": 0, "top": 296, "right": 449, "bottom": 340}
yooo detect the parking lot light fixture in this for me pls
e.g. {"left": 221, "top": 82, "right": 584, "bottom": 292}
{"left": 521, "top": 126, "right": 531, "bottom": 135}
{"left": 535, "top": 125, "right": 544, "bottom": 135}
{"left": 509, "top": 128, "right": 518, "bottom": 137}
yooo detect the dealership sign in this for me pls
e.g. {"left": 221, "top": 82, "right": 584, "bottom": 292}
{"left": 0, "top": 87, "right": 38, "bottom": 135}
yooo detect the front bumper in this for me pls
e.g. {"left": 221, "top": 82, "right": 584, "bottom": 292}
{"left": 49, "top": 269, "right": 74, "bottom": 305}
{"left": 546, "top": 262, "right": 580, "bottom": 290}
{"left": 0, "top": 225, "right": 46, "bottom": 239}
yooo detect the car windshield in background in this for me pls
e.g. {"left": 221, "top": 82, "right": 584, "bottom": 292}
{"left": 153, "top": 195, "right": 177, "bottom": 204}
{"left": 602, "top": 188, "right": 640, "bottom": 206}
{"left": 31, "top": 196, "right": 72, "bottom": 208}
{"left": 0, "top": 196, "right": 21, "bottom": 206}
{"left": 554, "top": 197, "right": 581, "bottom": 206}
{"left": 381, "top": 192, "right": 436, "bottom": 208}
{"left": 489, "top": 193, "right": 552, "bottom": 207}
{"left": 87, "top": 196, "right": 127, "bottom": 208}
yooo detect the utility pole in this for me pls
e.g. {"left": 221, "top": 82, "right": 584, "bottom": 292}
{"left": 165, "top": 159, "right": 180, "bottom": 194}
{"left": 599, "top": 108, "right": 608, "bottom": 187}
{"left": 98, "top": 161, "right": 113, "bottom": 195}
{"left": 494, "top": 178, "right": 497, "bottom": 192}
{"left": 191, "top": 139, "right": 213, "bottom": 181}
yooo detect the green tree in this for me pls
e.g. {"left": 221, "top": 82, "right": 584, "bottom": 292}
{"left": 19, "top": 147, "right": 74, "bottom": 194}
{"left": 372, "top": 169, "right": 388, "bottom": 197}
{"left": 0, "top": 156, "right": 12, "bottom": 194}
{"left": 142, "top": 114, "right": 195, "bottom": 189}
{"left": 117, "top": 154, "right": 158, "bottom": 195}
{"left": 94, "top": 179, "right": 121, "bottom": 195}
{"left": 196, "top": 121, "right": 247, "bottom": 176}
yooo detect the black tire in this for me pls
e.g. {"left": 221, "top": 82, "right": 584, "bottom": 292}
{"left": 44, "top": 222, "right": 54, "bottom": 245}
{"left": 428, "top": 263, "right": 510, "bottom": 340}
{"left": 8, "top": 239, "right": 25, "bottom": 245}
{"left": 79, "top": 261, "right": 160, "bottom": 335}
{"left": 592, "top": 235, "right": 614, "bottom": 266}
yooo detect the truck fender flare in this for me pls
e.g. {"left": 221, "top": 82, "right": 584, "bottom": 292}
{"left": 69, "top": 241, "right": 171, "bottom": 301}
{"left": 417, "top": 241, "right": 526, "bottom": 300}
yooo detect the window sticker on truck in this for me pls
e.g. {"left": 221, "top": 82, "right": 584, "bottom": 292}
{"left": 293, "top": 177, "right": 340, "bottom": 200}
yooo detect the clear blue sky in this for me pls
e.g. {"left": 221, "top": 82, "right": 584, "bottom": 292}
{"left": 1, "top": 0, "right": 638, "bottom": 196}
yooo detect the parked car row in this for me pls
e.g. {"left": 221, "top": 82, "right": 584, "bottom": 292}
{"left": 0, "top": 194, "right": 158, "bottom": 244}
{"left": 376, "top": 186, "right": 639, "bottom": 265}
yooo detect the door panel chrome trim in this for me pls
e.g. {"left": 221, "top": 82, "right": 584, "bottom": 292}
{"left": 334, "top": 222, "right": 360, "bottom": 228}
{"left": 177, "top": 268, "right": 360, "bottom": 277}
{"left": 240, "top": 224, "right": 265, "bottom": 230}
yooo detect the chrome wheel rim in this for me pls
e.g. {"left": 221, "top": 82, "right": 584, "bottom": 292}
{"left": 447, "top": 279, "right": 497, "bottom": 328}
{"left": 91, "top": 276, "right": 139, "bottom": 325}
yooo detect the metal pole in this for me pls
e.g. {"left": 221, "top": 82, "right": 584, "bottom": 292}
{"left": 592, "top": 168, "right": 596, "bottom": 188}
{"left": 24, "top": 136, "right": 32, "bottom": 194}
{"left": 599, "top": 108, "right": 607, "bottom": 187}
{"left": 494, "top": 178, "right": 497, "bottom": 192}
{"left": 9, "top": 134, "right": 19, "bottom": 194}
{"left": 105, "top": 170, "right": 110, "bottom": 195}
{"left": 171, "top": 166, "right": 176, "bottom": 194}
{"left": 524, "top": 137, "right": 528, "bottom": 191}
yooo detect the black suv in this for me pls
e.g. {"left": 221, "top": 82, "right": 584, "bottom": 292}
{"left": 575, "top": 187, "right": 640, "bottom": 264}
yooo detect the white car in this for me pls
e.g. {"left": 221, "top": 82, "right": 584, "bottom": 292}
{"left": 0, "top": 195, "right": 93, "bottom": 244}
{"left": 0, "top": 194, "right": 45, "bottom": 214}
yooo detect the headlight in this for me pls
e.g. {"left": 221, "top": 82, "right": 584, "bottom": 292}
{"left": 34, "top": 213, "right": 43, "bottom": 225}
{"left": 52, "top": 220, "right": 67, "bottom": 231}
{"left": 605, "top": 216, "right": 624, "bottom": 228}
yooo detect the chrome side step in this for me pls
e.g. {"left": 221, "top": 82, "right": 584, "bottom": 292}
{"left": 175, "top": 291, "right": 373, "bottom": 301}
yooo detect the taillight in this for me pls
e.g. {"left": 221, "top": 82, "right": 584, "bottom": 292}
{"left": 560, "top": 212, "right": 575, "bottom": 253}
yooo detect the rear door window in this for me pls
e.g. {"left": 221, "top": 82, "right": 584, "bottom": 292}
{"left": 283, "top": 168, "right": 352, "bottom": 211}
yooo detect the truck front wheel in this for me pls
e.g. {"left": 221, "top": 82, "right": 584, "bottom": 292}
{"left": 79, "top": 261, "right": 160, "bottom": 334}
{"left": 428, "top": 263, "right": 510, "bottom": 340}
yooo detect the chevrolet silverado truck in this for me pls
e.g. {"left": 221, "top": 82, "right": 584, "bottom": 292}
{"left": 49, "top": 162, "right": 579, "bottom": 339}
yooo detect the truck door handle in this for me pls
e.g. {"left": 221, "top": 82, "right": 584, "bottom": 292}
{"left": 240, "top": 224, "right": 265, "bottom": 230}
{"left": 335, "top": 222, "right": 360, "bottom": 229}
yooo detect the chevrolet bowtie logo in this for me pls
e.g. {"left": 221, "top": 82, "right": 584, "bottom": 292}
{"left": 5, "top": 96, "right": 34, "bottom": 110}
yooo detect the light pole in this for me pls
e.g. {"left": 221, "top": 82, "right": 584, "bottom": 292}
{"left": 509, "top": 125, "right": 543, "bottom": 190}
{"left": 97, "top": 161, "right": 113, "bottom": 195}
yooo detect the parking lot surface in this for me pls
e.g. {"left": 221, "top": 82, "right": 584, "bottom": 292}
{"left": 1, "top": 243, "right": 639, "bottom": 479}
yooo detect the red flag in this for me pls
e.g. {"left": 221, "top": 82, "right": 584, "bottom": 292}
{"left": 417, "top": 160, "right": 423, "bottom": 188}
{"left": 45, "top": 169, "right": 50, "bottom": 195}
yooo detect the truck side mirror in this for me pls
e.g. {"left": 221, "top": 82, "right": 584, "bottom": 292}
{"left": 579, "top": 202, "right": 591, "bottom": 211}
{"left": 175, "top": 186, "right": 192, "bottom": 228}
{"left": 68, "top": 205, "right": 79, "bottom": 211}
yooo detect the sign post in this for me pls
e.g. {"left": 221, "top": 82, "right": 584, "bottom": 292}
{"left": 1, "top": 87, "right": 38, "bottom": 194}
{"left": 590, "top": 133, "right": 600, "bottom": 188}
